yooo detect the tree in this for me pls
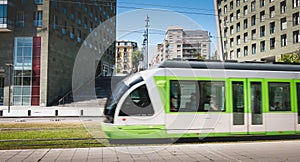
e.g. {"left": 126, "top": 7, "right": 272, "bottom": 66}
{"left": 278, "top": 49, "right": 300, "bottom": 63}
{"left": 131, "top": 50, "right": 143, "bottom": 72}
{"left": 196, "top": 55, "right": 205, "bottom": 61}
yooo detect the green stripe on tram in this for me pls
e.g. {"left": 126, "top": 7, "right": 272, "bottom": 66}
{"left": 154, "top": 76, "right": 299, "bottom": 114}
{"left": 102, "top": 123, "right": 300, "bottom": 139}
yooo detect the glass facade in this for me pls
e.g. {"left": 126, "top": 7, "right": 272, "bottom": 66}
{"left": 13, "top": 37, "right": 33, "bottom": 106}
{"left": 13, "top": 37, "right": 41, "bottom": 106}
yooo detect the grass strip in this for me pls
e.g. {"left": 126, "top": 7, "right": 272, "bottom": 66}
{"left": 0, "top": 122, "right": 109, "bottom": 150}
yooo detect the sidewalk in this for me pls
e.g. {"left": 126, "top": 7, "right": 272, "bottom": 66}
{"left": 1, "top": 140, "right": 300, "bottom": 161}
{"left": 0, "top": 106, "right": 104, "bottom": 117}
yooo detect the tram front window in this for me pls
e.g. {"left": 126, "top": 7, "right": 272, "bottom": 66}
{"left": 119, "top": 85, "right": 154, "bottom": 116}
{"left": 104, "top": 74, "right": 143, "bottom": 123}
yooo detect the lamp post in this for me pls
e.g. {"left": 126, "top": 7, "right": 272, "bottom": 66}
{"left": 5, "top": 64, "right": 13, "bottom": 113}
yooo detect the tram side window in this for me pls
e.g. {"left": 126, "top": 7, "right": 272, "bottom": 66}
{"left": 268, "top": 82, "right": 291, "bottom": 111}
{"left": 119, "top": 85, "right": 154, "bottom": 116}
{"left": 199, "top": 81, "right": 225, "bottom": 112}
{"left": 170, "top": 80, "right": 199, "bottom": 112}
{"left": 169, "top": 80, "right": 225, "bottom": 112}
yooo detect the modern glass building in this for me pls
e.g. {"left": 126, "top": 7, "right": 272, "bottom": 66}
{"left": 0, "top": 0, "right": 116, "bottom": 106}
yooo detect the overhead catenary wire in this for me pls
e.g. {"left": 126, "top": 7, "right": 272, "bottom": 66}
{"left": 51, "top": 0, "right": 298, "bottom": 23}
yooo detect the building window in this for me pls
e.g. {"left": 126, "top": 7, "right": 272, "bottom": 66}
{"left": 260, "top": 11, "right": 265, "bottom": 22}
{"left": 251, "top": 15, "right": 256, "bottom": 26}
{"left": 16, "top": 11, "right": 24, "bottom": 27}
{"left": 236, "top": 0, "right": 240, "bottom": 7}
{"left": 270, "top": 37, "right": 275, "bottom": 49}
{"left": 293, "top": 30, "right": 300, "bottom": 43}
{"left": 236, "top": 10, "right": 241, "bottom": 19}
{"left": 260, "top": 0, "right": 265, "bottom": 7}
{"left": 252, "top": 44, "right": 256, "bottom": 54}
{"left": 244, "top": 46, "right": 248, "bottom": 56}
{"left": 62, "top": 21, "right": 67, "bottom": 35}
{"left": 33, "top": 11, "right": 43, "bottom": 27}
{"left": 52, "top": 0, "right": 58, "bottom": 8}
{"left": 224, "top": 28, "right": 228, "bottom": 38}
{"left": 293, "top": 12, "right": 300, "bottom": 26}
{"left": 270, "top": 22, "right": 275, "bottom": 34}
{"left": 251, "top": 29, "right": 256, "bottom": 40}
{"left": 237, "top": 48, "right": 241, "bottom": 58}
{"left": 230, "top": 26, "right": 234, "bottom": 35}
{"left": 268, "top": 82, "right": 291, "bottom": 111}
{"left": 260, "top": 26, "right": 265, "bottom": 37}
{"left": 244, "top": 19, "right": 248, "bottom": 29}
{"left": 237, "top": 36, "right": 241, "bottom": 45}
{"left": 260, "top": 41, "right": 265, "bottom": 52}
{"left": 70, "top": 27, "right": 75, "bottom": 39}
{"left": 236, "top": 22, "right": 240, "bottom": 32}
{"left": 13, "top": 37, "right": 33, "bottom": 106}
{"left": 230, "top": 1, "right": 234, "bottom": 10}
{"left": 269, "top": 6, "right": 275, "bottom": 18}
{"left": 244, "top": 32, "right": 248, "bottom": 42}
{"left": 251, "top": 1, "right": 256, "bottom": 12}
{"left": 293, "top": 0, "right": 300, "bottom": 8}
{"left": 230, "top": 38, "right": 234, "bottom": 47}
{"left": 280, "top": 1, "right": 286, "bottom": 13}
{"left": 281, "top": 17, "right": 287, "bottom": 30}
{"left": 281, "top": 34, "right": 287, "bottom": 47}
{"left": 77, "top": 30, "right": 81, "bottom": 43}
{"left": 224, "top": 5, "right": 227, "bottom": 14}
{"left": 52, "top": 15, "right": 58, "bottom": 29}
{"left": 230, "top": 50, "right": 235, "bottom": 59}
{"left": 230, "top": 13, "right": 234, "bottom": 23}
{"left": 243, "top": 5, "right": 248, "bottom": 16}
{"left": 35, "top": 0, "right": 43, "bottom": 5}
{"left": 0, "top": 4, "right": 7, "bottom": 25}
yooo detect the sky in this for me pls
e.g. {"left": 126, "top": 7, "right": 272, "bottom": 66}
{"left": 116, "top": 0, "right": 217, "bottom": 61}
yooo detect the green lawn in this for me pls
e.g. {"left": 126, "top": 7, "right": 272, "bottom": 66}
{"left": 0, "top": 122, "right": 110, "bottom": 150}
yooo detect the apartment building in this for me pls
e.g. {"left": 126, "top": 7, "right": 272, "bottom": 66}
{"left": 0, "top": 0, "right": 116, "bottom": 106}
{"left": 115, "top": 41, "right": 138, "bottom": 74}
{"left": 215, "top": 0, "right": 300, "bottom": 62}
{"left": 155, "top": 27, "right": 211, "bottom": 64}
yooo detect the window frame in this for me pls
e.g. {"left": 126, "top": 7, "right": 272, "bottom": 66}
{"left": 168, "top": 79, "right": 227, "bottom": 113}
{"left": 267, "top": 81, "right": 292, "bottom": 112}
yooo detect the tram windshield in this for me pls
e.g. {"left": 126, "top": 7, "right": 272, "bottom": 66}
{"left": 104, "top": 73, "right": 143, "bottom": 123}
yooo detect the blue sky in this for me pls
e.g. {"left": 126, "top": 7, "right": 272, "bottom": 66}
{"left": 116, "top": 0, "right": 217, "bottom": 59}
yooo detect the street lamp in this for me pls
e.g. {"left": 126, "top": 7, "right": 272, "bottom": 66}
{"left": 5, "top": 64, "right": 13, "bottom": 113}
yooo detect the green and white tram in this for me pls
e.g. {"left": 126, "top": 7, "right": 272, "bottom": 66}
{"left": 102, "top": 60, "right": 300, "bottom": 140}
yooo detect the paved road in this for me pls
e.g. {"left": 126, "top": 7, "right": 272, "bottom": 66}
{"left": 1, "top": 140, "right": 300, "bottom": 161}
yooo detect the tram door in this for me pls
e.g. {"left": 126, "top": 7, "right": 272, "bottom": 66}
{"left": 229, "top": 79, "right": 265, "bottom": 134}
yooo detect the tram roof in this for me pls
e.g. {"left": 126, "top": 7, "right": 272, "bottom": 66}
{"left": 157, "top": 60, "right": 300, "bottom": 72}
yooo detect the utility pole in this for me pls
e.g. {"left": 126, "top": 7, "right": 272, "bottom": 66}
{"left": 143, "top": 15, "right": 150, "bottom": 69}
{"left": 5, "top": 64, "right": 13, "bottom": 113}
